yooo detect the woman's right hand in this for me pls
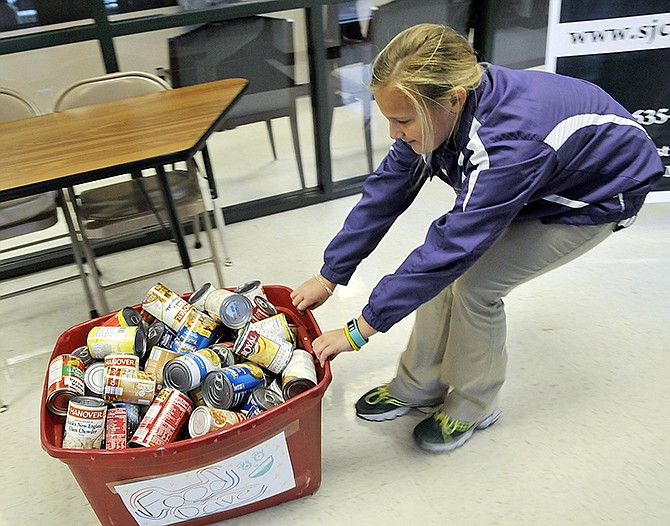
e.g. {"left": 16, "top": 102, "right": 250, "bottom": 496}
{"left": 290, "top": 275, "right": 335, "bottom": 313}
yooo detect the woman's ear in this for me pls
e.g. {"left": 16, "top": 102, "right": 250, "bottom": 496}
{"left": 449, "top": 87, "right": 467, "bottom": 113}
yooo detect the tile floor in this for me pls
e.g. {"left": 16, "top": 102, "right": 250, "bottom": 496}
{"left": 1, "top": 180, "right": 669, "bottom": 525}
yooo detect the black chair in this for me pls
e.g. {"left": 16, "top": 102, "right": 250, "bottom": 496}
{"left": 169, "top": 15, "right": 306, "bottom": 189}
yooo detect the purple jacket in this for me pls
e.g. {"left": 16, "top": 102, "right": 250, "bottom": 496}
{"left": 320, "top": 64, "right": 663, "bottom": 332}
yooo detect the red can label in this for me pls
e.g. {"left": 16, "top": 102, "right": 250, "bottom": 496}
{"left": 130, "top": 388, "right": 193, "bottom": 447}
{"left": 46, "top": 354, "right": 86, "bottom": 416}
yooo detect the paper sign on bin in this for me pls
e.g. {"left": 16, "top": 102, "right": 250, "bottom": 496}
{"left": 115, "top": 432, "right": 295, "bottom": 526}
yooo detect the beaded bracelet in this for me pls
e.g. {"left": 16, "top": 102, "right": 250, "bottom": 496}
{"left": 312, "top": 274, "right": 334, "bottom": 296}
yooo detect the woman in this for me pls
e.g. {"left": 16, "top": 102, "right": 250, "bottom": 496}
{"left": 290, "top": 24, "right": 663, "bottom": 453}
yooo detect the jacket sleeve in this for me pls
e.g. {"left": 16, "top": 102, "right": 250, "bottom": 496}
{"left": 320, "top": 139, "right": 425, "bottom": 285}
{"left": 362, "top": 137, "right": 557, "bottom": 332}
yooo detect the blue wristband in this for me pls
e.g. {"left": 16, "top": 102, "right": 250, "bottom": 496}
{"left": 345, "top": 318, "right": 368, "bottom": 349}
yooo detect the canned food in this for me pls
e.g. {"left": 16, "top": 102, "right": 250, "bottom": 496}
{"left": 102, "top": 306, "right": 144, "bottom": 327}
{"left": 171, "top": 309, "right": 218, "bottom": 354}
{"left": 62, "top": 396, "right": 107, "bottom": 449}
{"left": 87, "top": 326, "right": 147, "bottom": 359}
{"left": 104, "top": 353, "right": 140, "bottom": 371}
{"left": 234, "top": 279, "right": 264, "bottom": 300}
{"left": 200, "top": 363, "right": 265, "bottom": 410}
{"left": 281, "top": 349, "right": 318, "bottom": 399}
{"left": 142, "top": 283, "right": 195, "bottom": 332}
{"left": 46, "top": 354, "right": 86, "bottom": 416}
{"left": 144, "top": 346, "right": 181, "bottom": 388}
{"left": 163, "top": 351, "right": 219, "bottom": 392}
{"left": 208, "top": 342, "right": 237, "bottom": 367}
{"left": 104, "top": 369, "right": 156, "bottom": 405}
{"left": 105, "top": 402, "right": 141, "bottom": 450}
{"left": 250, "top": 313, "right": 295, "bottom": 344}
{"left": 250, "top": 295, "right": 278, "bottom": 323}
{"left": 129, "top": 388, "right": 194, "bottom": 447}
{"left": 241, "top": 386, "right": 283, "bottom": 418}
{"left": 210, "top": 292, "right": 253, "bottom": 329}
{"left": 146, "top": 320, "right": 176, "bottom": 350}
{"left": 70, "top": 345, "right": 95, "bottom": 369}
{"left": 233, "top": 324, "right": 293, "bottom": 374}
{"left": 188, "top": 406, "right": 246, "bottom": 438}
{"left": 84, "top": 361, "right": 105, "bottom": 397}
{"left": 188, "top": 282, "right": 216, "bottom": 311}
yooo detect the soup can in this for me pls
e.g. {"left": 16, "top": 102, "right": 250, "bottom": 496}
{"left": 250, "top": 313, "right": 295, "bottom": 344}
{"left": 188, "top": 406, "right": 246, "bottom": 438}
{"left": 142, "top": 282, "right": 194, "bottom": 332}
{"left": 87, "top": 326, "right": 147, "bottom": 359}
{"left": 70, "top": 345, "right": 95, "bottom": 369}
{"left": 250, "top": 295, "right": 278, "bottom": 323}
{"left": 233, "top": 324, "right": 293, "bottom": 374}
{"left": 171, "top": 309, "right": 218, "bottom": 354}
{"left": 83, "top": 361, "right": 105, "bottom": 397}
{"left": 212, "top": 293, "right": 254, "bottom": 330}
{"left": 104, "top": 353, "right": 140, "bottom": 371}
{"left": 241, "top": 386, "right": 284, "bottom": 418}
{"left": 188, "top": 282, "right": 217, "bottom": 311}
{"left": 62, "top": 396, "right": 107, "bottom": 449}
{"left": 208, "top": 342, "right": 237, "bottom": 367}
{"left": 163, "top": 351, "right": 219, "bottom": 392}
{"left": 129, "top": 388, "right": 194, "bottom": 448}
{"left": 102, "top": 306, "right": 144, "bottom": 328}
{"left": 103, "top": 369, "right": 156, "bottom": 406}
{"left": 146, "top": 320, "right": 176, "bottom": 350}
{"left": 105, "top": 402, "right": 141, "bottom": 450}
{"left": 144, "top": 346, "right": 181, "bottom": 388}
{"left": 200, "top": 363, "right": 265, "bottom": 410}
{"left": 281, "top": 349, "right": 318, "bottom": 399}
{"left": 234, "top": 279, "right": 265, "bottom": 300}
{"left": 46, "top": 354, "right": 86, "bottom": 416}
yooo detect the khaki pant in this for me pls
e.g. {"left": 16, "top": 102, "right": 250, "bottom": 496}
{"left": 387, "top": 220, "right": 615, "bottom": 422}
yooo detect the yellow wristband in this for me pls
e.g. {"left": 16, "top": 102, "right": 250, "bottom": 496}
{"left": 343, "top": 328, "right": 361, "bottom": 351}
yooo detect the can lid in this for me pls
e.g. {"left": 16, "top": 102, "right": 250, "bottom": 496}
{"left": 234, "top": 280, "right": 262, "bottom": 296}
{"left": 219, "top": 294, "right": 254, "bottom": 329}
{"left": 254, "top": 387, "right": 284, "bottom": 409}
{"left": 188, "top": 406, "right": 213, "bottom": 438}
{"left": 120, "top": 307, "right": 144, "bottom": 327}
{"left": 201, "top": 370, "right": 233, "bottom": 409}
{"left": 189, "top": 282, "right": 214, "bottom": 308}
{"left": 133, "top": 325, "right": 148, "bottom": 359}
{"left": 163, "top": 360, "right": 192, "bottom": 392}
{"left": 146, "top": 320, "right": 166, "bottom": 349}
{"left": 253, "top": 296, "right": 278, "bottom": 316}
{"left": 84, "top": 362, "right": 105, "bottom": 395}
{"left": 69, "top": 395, "right": 107, "bottom": 408}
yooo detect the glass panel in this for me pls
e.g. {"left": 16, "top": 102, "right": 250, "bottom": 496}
{"left": 486, "top": 0, "right": 549, "bottom": 69}
{"left": 114, "top": 7, "right": 316, "bottom": 206}
{"left": 0, "top": 41, "right": 106, "bottom": 111}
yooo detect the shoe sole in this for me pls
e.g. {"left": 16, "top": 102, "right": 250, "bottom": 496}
{"left": 356, "top": 404, "right": 440, "bottom": 422}
{"left": 414, "top": 408, "right": 502, "bottom": 453}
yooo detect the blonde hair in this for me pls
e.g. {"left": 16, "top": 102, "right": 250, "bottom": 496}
{"left": 370, "top": 24, "right": 483, "bottom": 167}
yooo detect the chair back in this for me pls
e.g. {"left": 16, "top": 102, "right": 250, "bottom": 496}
{"left": 168, "top": 16, "right": 296, "bottom": 127}
{"left": 0, "top": 87, "right": 40, "bottom": 122}
{"left": 53, "top": 71, "right": 170, "bottom": 111}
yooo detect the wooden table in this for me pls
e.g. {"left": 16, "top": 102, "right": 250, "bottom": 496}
{"left": 0, "top": 77, "right": 248, "bottom": 292}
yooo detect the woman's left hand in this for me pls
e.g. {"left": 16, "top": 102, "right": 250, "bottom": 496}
{"left": 312, "top": 329, "right": 354, "bottom": 367}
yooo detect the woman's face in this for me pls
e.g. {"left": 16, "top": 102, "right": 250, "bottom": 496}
{"left": 375, "top": 86, "right": 457, "bottom": 154}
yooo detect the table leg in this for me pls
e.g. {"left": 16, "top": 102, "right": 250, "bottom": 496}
{"left": 155, "top": 165, "right": 196, "bottom": 291}
{"left": 201, "top": 146, "right": 232, "bottom": 266}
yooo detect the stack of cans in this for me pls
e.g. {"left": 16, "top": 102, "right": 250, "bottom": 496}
{"left": 46, "top": 279, "right": 319, "bottom": 451}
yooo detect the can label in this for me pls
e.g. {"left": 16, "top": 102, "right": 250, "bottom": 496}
{"left": 201, "top": 364, "right": 265, "bottom": 409}
{"left": 104, "top": 369, "right": 156, "bottom": 405}
{"left": 105, "top": 403, "right": 141, "bottom": 450}
{"left": 188, "top": 406, "right": 246, "bottom": 438}
{"left": 188, "top": 282, "right": 216, "bottom": 311}
{"left": 234, "top": 280, "right": 264, "bottom": 300}
{"left": 202, "top": 288, "right": 235, "bottom": 322}
{"left": 46, "top": 354, "right": 85, "bottom": 416}
{"left": 104, "top": 354, "right": 139, "bottom": 370}
{"left": 142, "top": 283, "right": 194, "bottom": 332}
{"left": 130, "top": 388, "right": 193, "bottom": 447}
{"left": 144, "top": 346, "right": 181, "bottom": 387}
{"left": 87, "top": 326, "right": 145, "bottom": 359}
{"left": 62, "top": 396, "right": 107, "bottom": 449}
{"left": 250, "top": 295, "right": 278, "bottom": 323}
{"left": 250, "top": 313, "right": 295, "bottom": 344}
{"left": 281, "top": 349, "right": 318, "bottom": 399}
{"left": 171, "top": 310, "right": 218, "bottom": 354}
{"left": 146, "top": 320, "right": 177, "bottom": 350}
{"left": 233, "top": 326, "right": 293, "bottom": 374}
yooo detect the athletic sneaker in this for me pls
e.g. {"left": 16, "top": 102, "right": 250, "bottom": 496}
{"left": 413, "top": 408, "right": 502, "bottom": 452}
{"left": 355, "top": 385, "right": 437, "bottom": 422}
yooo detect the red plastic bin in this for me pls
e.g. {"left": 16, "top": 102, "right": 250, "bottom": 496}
{"left": 40, "top": 285, "right": 332, "bottom": 526}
